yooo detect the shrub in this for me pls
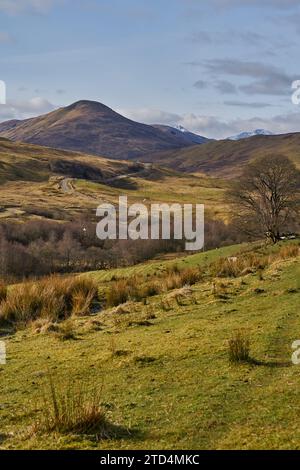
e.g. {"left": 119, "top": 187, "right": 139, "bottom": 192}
{"left": 228, "top": 331, "right": 250, "bottom": 363}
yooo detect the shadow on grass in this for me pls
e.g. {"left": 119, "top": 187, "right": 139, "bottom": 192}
{"left": 42, "top": 423, "right": 147, "bottom": 444}
{"left": 101, "top": 423, "right": 146, "bottom": 442}
{"left": 248, "top": 358, "right": 291, "bottom": 368}
{"left": 0, "top": 433, "right": 8, "bottom": 444}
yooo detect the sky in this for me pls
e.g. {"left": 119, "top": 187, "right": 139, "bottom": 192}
{"left": 0, "top": 0, "right": 300, "bottom": 138}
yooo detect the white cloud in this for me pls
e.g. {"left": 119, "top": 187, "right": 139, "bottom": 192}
{"left": 180, "top": 112, "right": 300, "bottom": 139}
{"left": 117, "top": 107, "right": 182, "bottom": 126}
{"left": 189, "top": 59, "right": 297, "bottom": 97}
{"left": 0, "top": 97, "right": 55, "bottom": 120}
{"left": 119, "top": 106, "right": 300, "bottom": 139}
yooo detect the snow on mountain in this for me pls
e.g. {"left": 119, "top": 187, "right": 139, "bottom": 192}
{"left": 228, "top": 129, "right": 274, "bottom": 141}
{"left": 153, "top": 124, "right": 210, "bottom": 145}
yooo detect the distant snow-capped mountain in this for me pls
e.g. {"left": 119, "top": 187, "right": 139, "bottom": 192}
{"left": 228, "top": 129, "right": 273, "bottom": 141}
{"left": 154, "top": 124, "right": 210, "bottom": 145}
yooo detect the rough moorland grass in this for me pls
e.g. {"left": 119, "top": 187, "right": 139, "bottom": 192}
{"left": 0, "top": 280, "right": 7, "bottom": 302}
{"left": 210, "top": 244, "right": 299, "bottom": 278}
{"left": 105, "top": 243, "right": 299, "bottom": 308}
{"left": 33, "top": 375, "right": 115, "bottom": 439}
{"left": 228, "top": 331, "right": 251, "bottom": 363}
{"left": 0, "top": 275, "right": 99, "bottom": 328}
{"left": 1, "top": 245, "right": 299, "bottom": 450}
{"left": 106, "top": 267, "right": 202, "bottom": 307}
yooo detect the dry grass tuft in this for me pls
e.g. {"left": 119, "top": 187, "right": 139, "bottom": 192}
{"left": 33, "top": 375, "right": 116, "bottom": 439}
{"left": 56, "top": 319, "right": 77, "bottom": 341}
{"left": 278, "top": 244, "right": 299, "bottom": 259}
{"left": 228, "top": 331, "right": 251, "bottom": 363}
{"left": 106, "top": 266, "right": 202, "bottom": 309}
{"left": 0, "top": 276, "right": 99, "bottom": 328}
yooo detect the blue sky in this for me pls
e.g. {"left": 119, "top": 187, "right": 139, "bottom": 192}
{"left": 0, "top": 0, "right": 300, "bottom": 138}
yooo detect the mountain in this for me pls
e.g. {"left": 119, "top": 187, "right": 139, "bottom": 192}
{"left": 0, "top": 100, "right": 208, "bottom": 160}
{"left": 139, "top": 132, "right": 300, "bottom": 178}
{"left": 228, "top": 129, "right": 273, "bottom": 141}
{"left": 153, "top": 124, "right": 210, "bottom": 145}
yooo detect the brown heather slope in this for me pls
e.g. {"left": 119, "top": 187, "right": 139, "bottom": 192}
{"left": 140, "top": 133, "right": 300, "bottom": 178}
{"left": 0, "top": 101, "right": 208, "bottom": 160}
{"left": 0, "top": 139, "right": 229, "bottom": 222}
{"left": 0, "top": 138, "right": 140, "bottom": 185}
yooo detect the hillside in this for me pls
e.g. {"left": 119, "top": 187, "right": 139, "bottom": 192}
{"left": 0, "top": 139, "right": 228, "bottom": 221}
{"left": 1, "top": 241, "right": 299, "bottom": 449}
{"left": 0, "top": 138, "right": 137, "bottom": 184}
{"left": 140, "top": 133, "right": 300, "bottom": 178}
{"left": 0, "top": 101, "right": 208, "bottom": 160}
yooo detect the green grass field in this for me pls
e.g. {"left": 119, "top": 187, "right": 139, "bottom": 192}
{"left": 1, "top": 241, "right": 299, "bottom": 450}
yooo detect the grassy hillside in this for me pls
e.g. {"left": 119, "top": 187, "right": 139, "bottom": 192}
{"left": 140, "top": 133, "right": 300, "bottom": 178}
{"left": 0, "top": 140, "right": 229, "bottom": 221}
{"left": 0, "top": 241, "right": 299, "bottom": 449}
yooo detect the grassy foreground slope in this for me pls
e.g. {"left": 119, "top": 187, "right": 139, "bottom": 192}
{"left": 1, "top": 242, "right": 300, "bottom": 450}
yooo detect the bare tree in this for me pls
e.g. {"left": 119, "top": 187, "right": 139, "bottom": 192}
{"left": 228, "top": 154, "right": 300, "bottom": 243}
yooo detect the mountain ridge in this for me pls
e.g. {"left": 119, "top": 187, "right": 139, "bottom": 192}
{"left": 0, "top": 100, "right": 209, "bottom": 160}
{"left": 139, "top": 132, "right": 300, "bottom": 178}
{"left": 228, "top": 128, "right": 274, "bottom": 141}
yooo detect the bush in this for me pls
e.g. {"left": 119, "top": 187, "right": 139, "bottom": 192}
{"left": 228, "top": 331, "right": 250, "bottom": 363}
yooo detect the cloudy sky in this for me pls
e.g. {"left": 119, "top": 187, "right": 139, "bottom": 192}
{"left": 0, "top": 0, "right": 300, "bottom": 138}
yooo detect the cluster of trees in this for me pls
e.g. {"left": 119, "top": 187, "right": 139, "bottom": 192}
{"left": 0, "top": 217, "right": 242, "bottom": 280}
